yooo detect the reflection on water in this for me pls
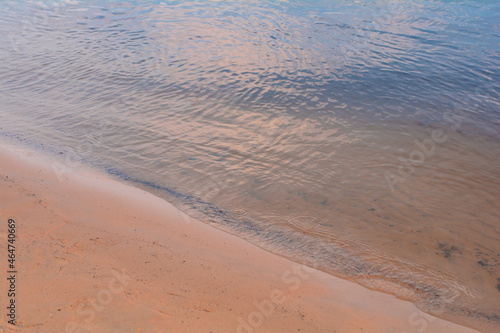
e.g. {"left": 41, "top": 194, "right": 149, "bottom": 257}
{"left": 0, "top": 0, "right": 499, "bottom": 330}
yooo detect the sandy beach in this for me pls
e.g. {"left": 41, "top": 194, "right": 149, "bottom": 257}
{"left": 0, "top": 144, "right": 483, "bottom": 333}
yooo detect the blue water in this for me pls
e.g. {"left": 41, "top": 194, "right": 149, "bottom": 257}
{"left": 1, "top": 1, "right": 499, "bottom": 330}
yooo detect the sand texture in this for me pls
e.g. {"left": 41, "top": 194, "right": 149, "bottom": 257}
{"left": 0, "top": 145, "right": 480, "bottom": 333}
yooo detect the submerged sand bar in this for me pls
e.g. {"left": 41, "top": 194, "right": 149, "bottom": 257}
{"left": 0, "top": 145, "right": 479, "bottom": 332}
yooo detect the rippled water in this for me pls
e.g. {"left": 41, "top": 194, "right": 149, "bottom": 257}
{"left": 1, "top": 0, "right": 499, "bottom": 330}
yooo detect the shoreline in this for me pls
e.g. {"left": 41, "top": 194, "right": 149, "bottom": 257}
{"left": 0, "top": 144, "right": 481, "bottom": 332}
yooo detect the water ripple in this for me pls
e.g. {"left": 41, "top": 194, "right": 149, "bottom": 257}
{"left": 1, "top": 0, "right": 499, "bottom": 329}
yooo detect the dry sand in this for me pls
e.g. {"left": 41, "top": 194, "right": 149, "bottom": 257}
{"left": 0, "top": 145, "right": 480, "bottom": 333}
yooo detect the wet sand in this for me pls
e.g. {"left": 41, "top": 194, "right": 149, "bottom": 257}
{"left": 0, "top": 145, "right": 481, "bottom": 333}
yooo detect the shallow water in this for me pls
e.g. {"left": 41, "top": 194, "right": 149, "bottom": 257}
{"left": 1, "top": 0, "right": 499, "bottom": 330}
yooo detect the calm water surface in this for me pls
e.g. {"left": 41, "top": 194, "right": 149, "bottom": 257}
{"left": 1, "top": 0, "right": 499, "bottom": 330}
